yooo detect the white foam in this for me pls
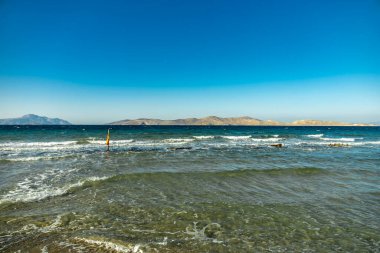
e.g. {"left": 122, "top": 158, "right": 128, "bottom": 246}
{"left": 292, "top": 140, "right": 380, "bottom": 147}
{"left": 193, "top": 136, "right": 215, "bottom": 140}
{"left": 5, "top": 155, "right": 70, "bottom": 162}
{"left": 250, "top": 137, "right": 283, "bottom": 142}
{"left": 41, "top": 246, "right": 48, "bottom": 253}
{"left": 306, "top": 134, "right": 324, "bottom": 138}
{"left": 6, "top": 157, "right": 45, "bottom": 162}
{"left": 0, "top": 176, "right": 108, "bottom": 204}
{"left": 350, "top": 141, "right": 380, "bottom": 146}
{"left": 185, "top": 222, "right": 223, "bottom": 243}
{"left": 40, "top": 214, "right": 63, "bottom": 233}
{"left": 320, "top": 137, "right": 356, "bottom": 142}
{"left": 222, "top": 135, "right": 251, "bottom": 140}
{"left": 272, "top": 135, "right": 279, "bottom": 137}
{"left": 0, "top": 139, "right": 136, "bottom": 153}
{"left": 157, "top": 237, "right": 168, "bottom": 246}
{"left": 162, "top": 138, "right": 194, "bottom": 143}
{"left": 0, "top": 141, "right": 77, "bottom": 152}
{"left": 74, "top": 238, "right": 143, "bottom": 253}
{"left": 0, "top": 141, "right": 76, "bottom": 148}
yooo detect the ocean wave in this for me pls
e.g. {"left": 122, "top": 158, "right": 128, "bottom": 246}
{"left": 2, "top": 154, "right": 77, "bottom": 162}
{"left": 161, "top": 138, "right": 194, "bottom": 143}
{"left": 293, "top": 140, "right": 380, "bottom": 147}
{"left": 4, "top": 156, "right": 55, "bottom": 162}
{"left": 0, "top": 176, "right": 108, "bottom": 204}
{"left": 67, "top": 167, "right": 328, "bottom": 186}
{"left": 320, "top": 137, "right": 356, "bottom": 142}
{"left": 1, "top": 137, "right": 379, "bottom": 159}
{"left": 0, "top": 139, "right": 134, "bottom": 152}
{"left": 306, "top": 134, "right": 324, "bottom": 138}
{"left": 250, "top": 137, "right": 283, "bottom": 142}
{"left": 349, "top": 141, "right": 380, "bottom": 146}
{"left": 0, "top": 166, "right": 330, "bottom": 205}
{"left": 222, "top": 135, "right": 251, "bottom": 140}
{"left": 193, "top": 136, "right": 215, "bottom": 140}
{"left": 212, "top": 167, "right": 327, "bottom": 176}
{"left": 0, "top": 141, "right": 76, "bottom": 148}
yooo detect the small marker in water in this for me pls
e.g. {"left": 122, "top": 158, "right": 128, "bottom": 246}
{"left": 106, "top": 128, "right": 111, "bottom": 151}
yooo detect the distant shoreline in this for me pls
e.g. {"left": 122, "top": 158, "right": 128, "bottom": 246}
{"left": 108, "top": 116, "right": 373, "bottom": 127}
{"left": 0, "top": 115, "right": 375, "bottom": 126}
{"left": 0, "top": 124, "right": 377, "bottom": 127}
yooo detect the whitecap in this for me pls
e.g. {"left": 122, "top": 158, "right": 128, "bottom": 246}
{"left": 0, "top": 176, "right": 109, "bottom": 204}
{"left": 193, "top": 136, "right": 215, "bottom": 140}
{"left": 250, "top": 137, "right": 283, "bottom": 142}
{"left": 320, "top": 137, "right": 356, "bottom": 142}
{"left": 350, "top": 141, "right": 380, "bottom": 146}
{"left": 162, "top": 138, "right": 194, "bottom": 143}
{"left": 222, "top": 135, "right": 251, "bottom": 140}
{"left": 306, "top": 134, "right": 324, "bottom": 138}
{"left": 0, "top": 141, "right": 76, "bottom": 148}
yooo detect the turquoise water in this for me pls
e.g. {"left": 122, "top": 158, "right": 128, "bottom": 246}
{"left": 0, "top": 126, "right": 379, "bottom": 252}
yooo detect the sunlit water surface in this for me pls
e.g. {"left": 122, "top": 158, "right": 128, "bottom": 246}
{"left": 0, "top": 126, "right": 379, "bottom": 252}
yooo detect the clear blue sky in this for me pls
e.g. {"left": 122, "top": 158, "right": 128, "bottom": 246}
{"left": 0, "top": 0, "right": 379, "bottom": 124}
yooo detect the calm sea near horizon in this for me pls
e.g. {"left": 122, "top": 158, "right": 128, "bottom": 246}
{"left": 0, "top": 125, "right": 379, "bottom": 252}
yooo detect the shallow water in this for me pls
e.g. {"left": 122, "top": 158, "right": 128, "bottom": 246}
{"left": 0, "top": 126, "right": 379, "bottom": 252}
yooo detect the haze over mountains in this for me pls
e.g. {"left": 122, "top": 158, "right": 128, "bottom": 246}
{"left": 0, "top": 115, "right": 374, "bottom": 126}
{"left": 0, "top": 114, "right": 71, "bottom": 125}
{"left": 109, "top": 116, "right": 371, "bottom": 126}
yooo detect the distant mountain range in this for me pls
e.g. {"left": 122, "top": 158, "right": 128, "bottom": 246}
{"left": 109, "top": 116, "right": 371, "bottom": 126}
{"left": 0, "top": 114, "right": 71, "bottom": 125}
{"left": 0, "top": 115, "right": 373, "bottom": 126}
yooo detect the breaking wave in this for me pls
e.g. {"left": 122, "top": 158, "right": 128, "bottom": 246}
{"left": 306, "top": 134, "right": 324, "bottom": 138}
{"left": 193, "top": 136, "right": 215, "bottom": 140}
{"left": 0, "top": 176, "right": 109, "bottom": 204}
{"left": 0, "top": 167, "right": 329, "bottom": 205}
{"left": 250, "top": 137, "right": 283, "bottom": 142}
{"left": 222, "top": 135, "right": 251, "bottom": 140}
{"left": 1, "top": 135, "right": 379, "bottom": 164}
{"left": 320, "top": 137, "right": 356, "bottom": 142}
{"left": 162, "top": 138, "right": 194, "bottom": 143}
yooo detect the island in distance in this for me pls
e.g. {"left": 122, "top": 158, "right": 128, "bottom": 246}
{"left": 109, "top": 116, "right": 371, "bottom": 126}
{"left": 0, "top": 114, "right": 71, "bottom": 125}
{"left": 0, "top": 115, "right": 373, "bottom": 126}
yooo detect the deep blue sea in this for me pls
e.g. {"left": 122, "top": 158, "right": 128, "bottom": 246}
{"left": 0, "top": 126, "right": 379, "bottom": 252}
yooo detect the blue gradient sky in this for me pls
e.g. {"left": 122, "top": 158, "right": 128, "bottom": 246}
{"left": 0, "top": 0, "right": 379, "bottom": 124}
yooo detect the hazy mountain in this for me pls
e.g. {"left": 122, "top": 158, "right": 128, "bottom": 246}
{"left": 289, "top": 120, "right": 369, "bottom": 126}
{"left": 109, "top": 116, "right": 370, "bottom": 126}
{"left": 0, "top": 114, "right": 72, "bottom": 125}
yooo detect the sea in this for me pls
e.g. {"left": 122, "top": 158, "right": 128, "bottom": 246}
{"left": 0, "top": 125, "right": 379, "bottom": 252}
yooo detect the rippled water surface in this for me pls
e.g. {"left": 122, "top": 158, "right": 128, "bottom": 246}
{"left": 0, "top": 125, "right": 379, "bottom": 252}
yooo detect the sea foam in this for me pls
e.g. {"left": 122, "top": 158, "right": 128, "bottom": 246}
{"left": 222, "top": 135, "right": 251, "bottom": 140}
{"left": 320, "top": 137, "right": 356, "bottom": 142}
{"left": 193, "top": 136, "right": 215, "bottom": 140}
{"left": 0, "top": 176, "right": 109, "bottom": 204}
{"left": 306, "top": 134, "right": 324, "bottom": 138}
{"left": 250, "top": 137, "right": 283, "bottom": 142}
{"left": 74, "top": 238, "right": 143, "bottom": 253}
